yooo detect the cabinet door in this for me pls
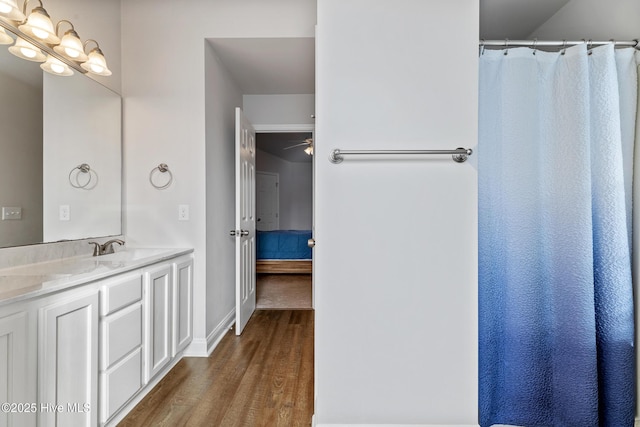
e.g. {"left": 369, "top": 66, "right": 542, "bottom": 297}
{"left": 39, "top": 290, "right": 98, "bottom": 427}
{"left": 144, "top": 264, "right": 172, "bottom": 382}
{"left": 172, "top": 257, "right": 193, "bottom": 356}
{"left": 0, "top": 310, "right": 36, "bottom": 427}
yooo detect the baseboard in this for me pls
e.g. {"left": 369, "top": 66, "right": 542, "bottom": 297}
{"left": 182, "top": 309, "right": 235, "bottom": 357}
{"left": 206, "top": 308, "right": 235, "bottom": 355}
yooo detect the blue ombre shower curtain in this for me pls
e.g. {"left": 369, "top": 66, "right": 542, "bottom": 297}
{"left": 479, "top": 44, "right": 639, "bottom": 427}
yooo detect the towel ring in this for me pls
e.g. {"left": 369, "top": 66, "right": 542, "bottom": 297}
{"left": 150, "top": 163, "right": 173, "bottom": 189}
{"left": 69, "top": 163, "right": 98, "bottom": 189}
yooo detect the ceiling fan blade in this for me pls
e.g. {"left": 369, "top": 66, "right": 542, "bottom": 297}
{"left": 283, "top": 142, "right": 310, "bottom": 150}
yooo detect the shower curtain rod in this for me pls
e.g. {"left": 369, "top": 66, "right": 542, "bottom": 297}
{"left": 480, "top": 39, "right": 638, "bottom": 49}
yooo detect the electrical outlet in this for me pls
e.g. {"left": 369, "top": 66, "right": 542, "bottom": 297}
{"left": 59, "top": 205, "right": 70, "bottom": 221}
{"left": 178, "top": 204, "right": 189, "bottom": 221}
{"left": 1, "top": 207, "right": 22, "bottom": 220}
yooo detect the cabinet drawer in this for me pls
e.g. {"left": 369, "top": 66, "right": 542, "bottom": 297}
{"left": 101, "top": 274, "right": 142, "bottom": 316}
{"left": 100, "top": 348, "right": 143, "bottom": 424}
{"left": 101, "top": 303, "right": 142, "bottom": 369}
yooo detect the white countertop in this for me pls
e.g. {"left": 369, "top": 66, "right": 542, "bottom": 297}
{"left": 0, "top": 248, "right": 193, "bottom": 307}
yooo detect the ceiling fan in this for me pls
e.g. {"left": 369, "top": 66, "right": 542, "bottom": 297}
{"left": 283, "top": 138, "right": 314, "bottom": 155}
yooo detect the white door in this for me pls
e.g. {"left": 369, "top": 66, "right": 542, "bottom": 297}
{"left": 233, "top": 108, "right": 256, "bottom": 335}
{"left": 256, "top": 171, "right": 279, "bottom": 231}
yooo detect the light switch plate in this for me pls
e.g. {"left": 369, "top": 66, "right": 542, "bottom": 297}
{"left": 2, "top": 207, "right": 22, "bottom": 220}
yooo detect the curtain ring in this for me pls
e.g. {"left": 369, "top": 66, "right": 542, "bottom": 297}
{"left": 479, "top": 39, "right": 485, "bottom": 56}
{"left": 503, "top": 38, "right": 509, "bottom": 55}
{"left": 150, "top": 163, "right": 173, "bottom": 190}
{"left": 561, "top": 40, "right": 567, "bottom": 55}
{"left": 532, "top": 38, "right": 538, "bottom": 55}
{"left": 587, "top": 39, "right": 593, "bottom": 55}
{"left": 68, "top": 163, "right": 98, "bottom": 190}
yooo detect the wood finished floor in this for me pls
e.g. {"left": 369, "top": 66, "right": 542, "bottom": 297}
{"left": 256, "top": 274, "right": 312, "bottom": 310}
{"left": 118, "top": 310, "right": 314, "bottom": 427}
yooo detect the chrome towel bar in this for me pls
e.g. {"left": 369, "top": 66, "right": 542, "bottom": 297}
{"left": 329, "top": 148, "right": 473, "bottom": 164}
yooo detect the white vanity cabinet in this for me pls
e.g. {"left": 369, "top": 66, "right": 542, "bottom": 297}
{"left": 144, "top": 263, "right": 173, "bottom": 382}
{"left": 39, "top": 289, "right": 99, "bottom": 427}
{"left": 172, "top": 256, "right": 193, "bottom": 357}
{"left": 0, "top": 304, "right": 36, "bottom": 427}
{"left": 0, "top": 248, "right": 194, "bottom": 427}
{"left": 99, "top": 272, "right": 144, "bottom": 425}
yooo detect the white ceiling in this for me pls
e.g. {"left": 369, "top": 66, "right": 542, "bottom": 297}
{"left": 207, "top": 37, "right": 315, "bottom": 95}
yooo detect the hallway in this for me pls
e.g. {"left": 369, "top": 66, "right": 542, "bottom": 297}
{"left": 119, "top": 310, "right": 314, "bottom": 426}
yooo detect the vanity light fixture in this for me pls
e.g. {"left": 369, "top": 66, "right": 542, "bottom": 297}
{"left": 0, "top": 0, "right": 111, "bottom": 77}
{"left": 80, "top": 39, "right": 111, "bottom": 76}
{"left": 0, "top": 27, "right": 13, "bottom": 44}
{"left": 18, "top": 0, "right": 58, "bottom": 44}
{"left": 0, "top": 0, "right": 25, "bottom": 22}
{"left": 53, "top": 20, "right": 87, "bottom": 62}
{"left": 41, "top": 54, "right": 72, "bottom": 75}
{"left": 8, "top": 35, "right": 45, "bottom": 61}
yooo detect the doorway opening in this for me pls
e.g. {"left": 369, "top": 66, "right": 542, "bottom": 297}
{"left": 255, "top": 131, "right": 313, "bottom": 310}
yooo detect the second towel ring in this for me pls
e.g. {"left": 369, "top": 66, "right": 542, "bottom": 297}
{"left": 150, "top": 163, "right": 173, "bottom": 189}
{"left": 69, "top": 163, "right": 98, "bottom": 189}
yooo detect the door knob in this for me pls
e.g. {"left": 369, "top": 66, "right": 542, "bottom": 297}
{"left": 240, "top": 230, "right": 249, "bottom": 236}
{"left": 307, "top": 238, "right": 315, "bottom": 248}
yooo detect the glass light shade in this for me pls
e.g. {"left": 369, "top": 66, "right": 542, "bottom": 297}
{"left": 0, "top": 26, "right": 13, "bottom": 44}
{"left": 8, "top": 37, "right": 46, "bottom": 62}
{"left": 80, "top": 47, "right": 111, "bottom": 76}
{"left": 54, "top": 30, "right": 88, "bottom": 62}
{"left": 40, "top": 54, "right": 73, "bottom": 76}
{"left": 0, "top": 0, "right": 25, "bottom": 22}
{"left": 18, "top": 6, "right": 60, "bottom": 44}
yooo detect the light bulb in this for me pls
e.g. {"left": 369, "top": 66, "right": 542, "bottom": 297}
{"left": 65, "top": 47, "right": 79, "bottom": 58}
{"left": 0, "top": 3, "right": 11, "bottom": 13}
{"left": 20, "top": 46, "right": 36, "bottom": 58}
{"left": 31, "top": 27, "right": 49, "bottom": 40}
{"left": 50, "top": 62, "right": 64, "bottom": 74}
{"left": 90, "top": 63, "right": 104, "bottom": 73}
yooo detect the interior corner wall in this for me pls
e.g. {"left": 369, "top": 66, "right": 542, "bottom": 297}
{"left": 204, "top": 42, "right": 243, "bottom": 339}
{"left": 529, "top": 0, "right": 640, "bottom": 40}
{"left": 121, "top": 0, "right": 316, "bottom": 354}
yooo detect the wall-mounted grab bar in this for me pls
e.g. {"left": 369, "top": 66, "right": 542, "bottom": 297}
{"left": 329, "top": 147, "right": 473, "bottom": 164}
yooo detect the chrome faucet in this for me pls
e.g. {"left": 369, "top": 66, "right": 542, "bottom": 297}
{"left": 88, "top": 239, "right": 125, "bottom": 256}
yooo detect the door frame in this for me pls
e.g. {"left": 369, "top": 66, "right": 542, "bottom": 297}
{"left": 253, "top": 124, "right": 315, "bottom": 309}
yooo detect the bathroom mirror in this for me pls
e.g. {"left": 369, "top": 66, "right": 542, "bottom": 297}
{"left": 0, "top": 39, "right": 121, "bottom": 248}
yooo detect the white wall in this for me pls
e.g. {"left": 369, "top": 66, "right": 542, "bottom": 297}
{"left": 256, "top": 148, "right": 312, "bottom": 230}
{"left": 0, "top": 72, "right": 42, "bottom": 247}
{"left": 243, "top": 94, "right": 315, "bottom": 127}
{"left": 121, "top": 0, "right": 317, "bottom": 354}
{"left": 203, "top": 42, "right": 243, "bottom": 349}
{"left": 314, "top": 0, "right": 478, "bottom": 425}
